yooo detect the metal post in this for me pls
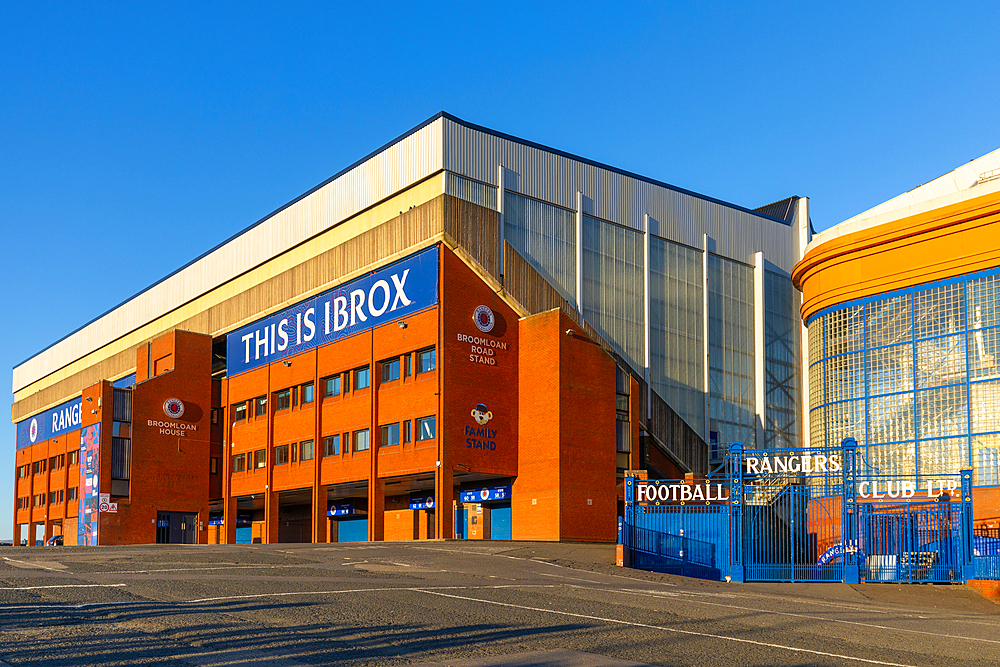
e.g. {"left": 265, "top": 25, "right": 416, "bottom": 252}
{"left": 960, "top": 469, "right": 974, "bottom": 582}
{"left": 842, "top": 437, "right": 860, "bottom": 583}
{"left": 729, "top": 442, "right": 744, "bottom": 582}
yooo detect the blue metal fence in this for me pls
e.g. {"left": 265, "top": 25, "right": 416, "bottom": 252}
{"left": 621, "top": 440, "right": 994, "bottom": 584}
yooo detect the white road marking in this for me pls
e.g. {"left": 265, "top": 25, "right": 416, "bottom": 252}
{"left": 606, "top": 587, "right": 1000, "bottom": 645}
{"left": 101, "top": 564, "right": 309, "bottom": 574}
{"left": 0, "top": 584, "right": 126, "bottom": 591}
{"left": 414, "top": 588, "right": 919, "bottom": 667}
{"left": 1, "top": 557, "right": 68, "bottom": 572}
{"left": 0, "top": 584, "right": 557, "bottom": 611}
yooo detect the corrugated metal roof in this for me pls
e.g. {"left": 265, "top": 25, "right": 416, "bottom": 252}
{"left": 754, "top": 196, "right": 799, "bottom": 223}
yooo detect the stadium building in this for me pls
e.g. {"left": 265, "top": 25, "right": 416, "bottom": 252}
{"left": 794, "top": 148, "right": 1000, "bottom": 532}
{"left": 12, "top": 112, "right": 808, "bottom": 546}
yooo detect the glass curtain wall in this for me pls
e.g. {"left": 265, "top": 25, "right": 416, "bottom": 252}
{"left": 582, "top": 216, "right": 644, "bottom": 373}
{"left": 648, "top": 237, "right": 705, "bottom": 438}
{"left": 708, "top": 255, "right": 756, "bottom": 448}
{"left": 808, "top": 269, "right": 1000, "bottom": 486}
{"left": 764, "top": 271, "right": 801, "bottom": 448}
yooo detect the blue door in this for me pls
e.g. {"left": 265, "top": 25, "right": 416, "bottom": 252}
{"left": 491, "top": 503, "right": 512, "bottom": 540}
{"left": 235, "top": 527, "right": 252, "bottom": 544}
{"left": 338, "top": 518, "right": 368, "bottom": 543}
{"left": 455, "top": 507, "right": 468, "bottom": 539}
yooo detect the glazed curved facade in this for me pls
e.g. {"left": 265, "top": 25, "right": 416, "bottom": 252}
{"left": 794, "top": 165, "right": 1000, "bottom": 493}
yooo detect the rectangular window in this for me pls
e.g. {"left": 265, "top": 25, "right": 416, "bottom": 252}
{"left": 232, "top": 453, "right": 246, "bottom": 473}
{"left": 324, "top": 434, "right": 341, "bottom": 456}
{"left": 291, "top": 442, "right": 297, "bottom": 462}
{"left": 381, "top": 358, "right": 400, "bottom": 383}
{"left": 68, "top": 450, "right": 79, "bottom": 466}
{"left": 275, "top": 389, "right": 291, "bottom": 411}
{"left": 17, "top": 465, "right": 27, "bottom": 479}
{"left": 274, "top": 444, "right": 290, "bottom": 465}
{"left": 354, "top": 429, "right": 370, "bottom": 452}
{"left": 324, "top": 375, "right": 341, "bottom": 398}
{"left": 300, "top": 440, "right": 314, "bottom": 461}
{"left": 58, "top": 454, "right": 65, "bottom": 468}
{"left": 233, "top": 402, "right": 248, "bottom": 422}
{"left": 255, "top": 396, "right": 267, "bottom": 417}
{"left": 210, "top": 457, "right": 219, "bottom": 474}
{"left": 254, "top": 449, "right": 266, "bottom": 469}
{"left": 211, "top": 408, "right": 221, "bottom": 425}
{"left": 403, "top": 420, "right": 412, "bottom": 444}
{"left": 302, "top": 382, "right": 314, "bottom": 404}
{"left": 49, "top": 491, "right": 58, "bottom": 505}
{"left": 417, "top": 348, "right": 436, "bottom": 373}
{"left": 68, "top": 487, "right": 78, "bottom": 501}
{"left": 404, "top": 353, "right": 412, "bottom": 377}
{"left": 381, "top": 423, "right": 400, "bottom": 447}
{"left": 355, "top": 366, "right": 370, "bottom": 389}
{"left": 417, "top": 416, "right": 436, "bottom": 441}
{"left": 344, "top": 371, "right": 351, "bottom": 394}
{"left": 49, "top": 456, "right": 58, "bottom": 470}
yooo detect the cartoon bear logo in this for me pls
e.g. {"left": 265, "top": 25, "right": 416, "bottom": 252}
{"left": 471, "top": 403, "right": 493, "bottom": 426}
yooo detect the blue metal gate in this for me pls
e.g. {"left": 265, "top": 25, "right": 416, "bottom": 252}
{"left": 621, "top": 441, "right": 985, "bottom": 584}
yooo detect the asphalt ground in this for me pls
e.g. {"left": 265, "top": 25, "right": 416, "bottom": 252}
{"left": 0, "top": 541, "right": 997, "bottom": 667}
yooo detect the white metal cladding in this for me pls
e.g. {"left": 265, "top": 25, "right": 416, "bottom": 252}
{"left": 440, "top": 116, "right": 798, "bottom": 272}
{"left": 14, "top": 119, "right": 445, "bottom": 393}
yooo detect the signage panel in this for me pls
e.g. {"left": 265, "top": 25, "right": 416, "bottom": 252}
{"left": 227, "top": 247, "right": 439, "bottom": 376}
{"left": 79, "top": 424, "right": 101, "bottom": 546}
{"left": 459, "top": 485, "right": 511, "bottom": 503}
{"left": 409, "top": 495, "right": 435, "bottom": 510}
{"left": 15, "top": 397, "right": 83, "bottom": 449}
{"left": 327, "top": 501, "right": 354, "bottom": 517}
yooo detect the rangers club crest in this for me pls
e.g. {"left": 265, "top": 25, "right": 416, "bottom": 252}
{"left": 163, "top": 398, "right": 185, "bottom": 419}
{"left": 473, "top": 305, "right": 495, "bottom": 333}
{"left": 29, "top": 418, "right": 38, "bottom": 443}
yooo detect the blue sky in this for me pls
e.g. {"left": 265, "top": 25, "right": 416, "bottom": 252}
{"left": 2, "top": 2, "right": 998, "bottom": 539}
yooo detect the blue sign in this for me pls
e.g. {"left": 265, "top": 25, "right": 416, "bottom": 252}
{"left": 327, "top": 501, "right": 354, "bottom": 517}
{"left": 227, "top": 247, "right": 439, "bottom": 376}
{"left": 16, "top": 397, "right": 84, "bottom": 450}
{"left": 409, "top": 494, "right": 435, "bottom": 510}
{"left": 459, "top": 485, "right": 511, "bottom": 504}
{"left": 208, "top": 515, "right": 224, "bottom": 526}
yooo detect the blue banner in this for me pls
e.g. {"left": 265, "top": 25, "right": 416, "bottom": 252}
{"left": 459, "top": 485, "right": 511, "bottom": 504}
{"left": 328, "top": 501, "right": 355, "bottom": 516}
{"left": 16, "top": 397, "right": 84, "bottom": 450}
{"left": 409, "top": 494, "right": 435, "bottom": 510}
{"left": 227, "top": 247, "right": 439, "bottom": 376}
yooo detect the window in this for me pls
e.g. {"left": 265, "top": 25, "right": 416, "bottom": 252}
{"left": 355, "top": 366, "right": 370, "bottom": 390}
{"left": 344, "top": 371, "right": 351, "bottom": 394}
{"left": 17, "top": 465, "right": 28, "bottom": 479}
{"left": 49, "top": 456, "right": 58, "bottom": 470}
{"left": 232, "top": 453, "right": 246, "bottom": 473}
{"left": 68, "top": 487, "right": 78, "bottom": 501}
{"left": 301, "top": 382, "right": 314, "bottom": 404}
{"left": 274, "top": 444, "right": 290, "bottom": 465}
{"left": 275, "top": 389, "right": 291, "bottom": 411}
{"left": 255, "top": 396, "right": 267, "bottom": 417}
{"left": 404, "top": 420, "right": 412, "bottom": 444}
{"left": 324, "top": 375, "right": 341, "bottom": 398}
{"left": 417, "top": 348, "right": 436, "bottom": 373}
{"left": 324, "top": 434, "right": 341, "bottom": 456}
{"left": 300, "top": 440, "right": 314, "bottom": 461}
{"left": 34, "top": 494, "right": 45, "bottom": 507}
{"left": 404, "top": 353, "right": 412, "bottom": 377}
{"left": 211, "top": 408, "right": 221, "bottom": 425}
{"left": 49, "top": 491, "right": 58, "bottom": 505}
{"left": 381, "top": 423, "right": 400, "bottom": 447}
{"left": 381, "top": 358, "right": 400, "bottom": 382}
{"left": 254, "top": 449, "right": 266, "bottom": 469}
{"left": 417, "top": 416, "right": 436, "bottom": 441}
{"left": 210, "top": 457, "right": 219, "bottom": 474}
{"left": 354, "top": 429, "right": 370, "bottom": 452}
{"left": 68, "top": 450, "right": 79, "bottom": 466}
{"left": 233, "top": 402, "right": 247, "bottom": 422}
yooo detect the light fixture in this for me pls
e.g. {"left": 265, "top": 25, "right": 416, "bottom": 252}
{"left": 282, "top": 361, "right": 291, "bottom": 367}
{"left": 86, "top": 397, "right": 92, "bottom": 402}
{"left": 398, "top": 321, "right": 407, "bottom": 329}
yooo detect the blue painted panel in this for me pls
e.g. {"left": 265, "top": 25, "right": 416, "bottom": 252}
{"left": 235, "top": 527, "right": 252, "bottom": 544}
{"left": 455, "top": 508, "right": 468, "bottom": 539}
{"left": 16, "top": 397, "right": 83, "bottom": 450}
{"left": 459, "top": 485, "right": 511, "bottom": 503}
{"left": 227, "top": 247, "right": 439, "bottom": 376}
{"left": 338, "top": 518, "right": 368, "bottom": 543}
{"left": 491, "top": 503, "right": 511, "bottom": 540}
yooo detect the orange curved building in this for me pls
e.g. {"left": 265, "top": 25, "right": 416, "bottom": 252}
{"left": 793, "top": 150, "right": 1000, "bottom": 527}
